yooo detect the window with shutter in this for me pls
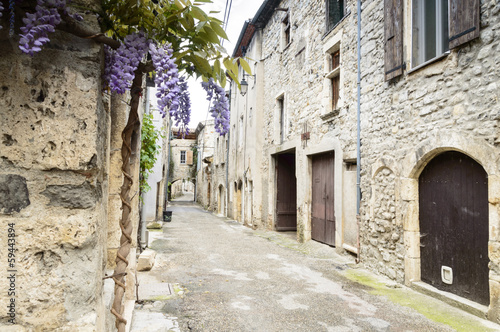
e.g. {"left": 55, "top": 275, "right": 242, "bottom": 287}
{"left": 384, "top": 0, "right": 404, "bottom": 81}
{"left": 180, "top": 151, "right": 186, "bottom": 164}
{"left": 186, "top": 150, "right": 193, "bottom": 165}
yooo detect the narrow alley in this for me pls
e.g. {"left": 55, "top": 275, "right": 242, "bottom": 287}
{"left": 131, "top": 200, "right": 499, "bottom": 332}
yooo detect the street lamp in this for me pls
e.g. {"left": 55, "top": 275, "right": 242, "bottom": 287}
{"left": 239, "top": 73, "right": 256, "bottom": 96}
{"left": 240, "top": 78, "right": 248, "bottom": 96}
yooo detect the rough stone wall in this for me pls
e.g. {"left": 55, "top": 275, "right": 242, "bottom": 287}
{"left": 0, "top": 2, "right": 109, "bottom": 329}
{"left": 259, "top": 0, "right": 359, "bottom": 241}
{"left": 358, "top": 0, "right": 500, "bottom": 319}
{"left": 362, "top": 167, "right": 404, "bottom": 283}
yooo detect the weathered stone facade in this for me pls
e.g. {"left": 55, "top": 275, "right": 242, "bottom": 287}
{"left": 169, "top": 129, "right": 196, "bottom": 199}
{"left": 357, "top": 0, "right": 500, "bottom": 321}
{"left": 196, "top": 120, "right": 229, "bottom": 213}
{"left": 0, "top": 1, "right": 110, "bottom": 329}
{"left": 229, "top": 0, "right": 500, "bottom": 323}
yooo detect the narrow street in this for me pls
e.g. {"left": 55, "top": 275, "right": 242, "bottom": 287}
{"left": 131, "top": 200, "right": 499, "bottom": 332}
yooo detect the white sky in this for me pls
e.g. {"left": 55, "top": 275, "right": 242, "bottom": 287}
{"left": 186, "top": 0, "right": 264, "bottom": 127}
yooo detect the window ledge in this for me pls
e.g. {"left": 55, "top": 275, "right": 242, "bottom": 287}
{"left": 326, "top": 67, "right": 340, "bottom": 78}
{"left": 321, "top": 109, "right": 340, "bottom": 122}
{"left": 407, "top": 51, "right": 450, "bottom": 75}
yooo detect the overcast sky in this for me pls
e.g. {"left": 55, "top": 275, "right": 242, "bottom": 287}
{"left": 186, "top": 0, "right": 264, "bottom": 127}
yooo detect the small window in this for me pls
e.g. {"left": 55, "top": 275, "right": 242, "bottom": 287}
{"left": 331, "top": 51, "right": 340, "bottom": 110}
{"left": 180, "top": 150, "right": 186, "bottom": 164}
{"left": 412, "top": 0, "right": 449, "bottom": 68}
{"left": 326, "top": 0, "right": 345, "bottom": 32}
{"left": 282, "top": 13, "right": 291, "bottom": 49}
{"left": 277, "top": 95, "right": 285, "bottom": 144}
{"left": 325, "top": 49, "right": 341, "bottom": 113}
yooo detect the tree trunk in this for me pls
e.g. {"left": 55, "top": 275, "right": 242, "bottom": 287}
{"left": 111, "top": 67, "right": 144, "bottom": 332}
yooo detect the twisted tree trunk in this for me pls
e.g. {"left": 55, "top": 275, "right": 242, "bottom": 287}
{"left": 110, "top": 67, "right": 144, "bottom": 332}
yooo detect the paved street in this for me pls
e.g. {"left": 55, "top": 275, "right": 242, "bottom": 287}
{"left": 131, "top": 200, "right": 500, "bottom": 332}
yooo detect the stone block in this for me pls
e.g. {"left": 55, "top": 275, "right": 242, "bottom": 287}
{"left": 489, "top": 175, "right": 500, "bottom": 205}
{"left": 41, "top": 182, "right": 98, "bottom": 209}
{"left": 404, "top": 257, "right": 421, "bottom": 286}
{"left": 0, "top": 174, "right": 30, "bottom": 214}
{"left": 400, "top": 178, "right": 417, "bottom": 201}
{"left": 137, "top": 249, "right": 156, "bottom": 272}
{"left": 404, "top": 231, "right": 420, "bottom": 259}
{"left": 146, "top": 221, "right": 162, "bottom": 229}
{"left": 490, "top": 204, "right": 500, "bottom": 241}
{"left": 488, "top": 280, "right": 500, "bottom": 324}
{"left": 403, "top": 202, "right": 419, "bottom": 232}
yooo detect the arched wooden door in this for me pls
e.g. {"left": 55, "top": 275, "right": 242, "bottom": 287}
{"left": 419, "top": 151, "right": 489, "bottom": 305}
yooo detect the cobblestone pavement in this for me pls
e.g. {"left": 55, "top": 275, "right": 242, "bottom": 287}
{"left": 131, "top": 201, "right": 500, "bottom": 332}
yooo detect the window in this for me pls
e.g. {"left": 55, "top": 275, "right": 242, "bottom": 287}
{"left": 325, "top": 48, "right": 341, "bottom": 114}
{"left": 180, "top": 150, "right": 186, "bottom": 164}
{"left": 330, "top": 51, "right": 340, "bottom": 110}
{"left": 277, "top": 95, "right": 285, "bottom": 144}
{"left": 282, "top": 13, "right": 291, "bottom": 50}
{"left": 385, "top": 0, "right": 479, "bottom": 80}
{"left": 412, "top": 0, "right": 449, "bottom": 68}
{"left": 326, "top": 0, "right": 345, "bottom": 31}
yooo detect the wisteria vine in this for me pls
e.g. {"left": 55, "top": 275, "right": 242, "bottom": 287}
{"left": 105, "top": 32, "right": 149, "bottom": 94}
{"left": 18, "top": 0, "right": 82, "bottom": 55}
{"left": 202, "top": 78, "right": 230, "bottom": 136}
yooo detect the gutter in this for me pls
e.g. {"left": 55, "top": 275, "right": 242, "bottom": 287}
{"left": 356, "top": 0, "right": 362, "bottom": 263}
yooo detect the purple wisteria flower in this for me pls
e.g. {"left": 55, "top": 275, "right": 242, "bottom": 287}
{"left": 106, "top": 32, "right": 149, "bottom": 94}
{"left": 202, "top": 78, "right": 230, "bottom": 136}
{"left": 150, "top": 42, "right": 180, "bottom": 118}
{"left": 18, "top": 0, "right": 83, "bottom": 55}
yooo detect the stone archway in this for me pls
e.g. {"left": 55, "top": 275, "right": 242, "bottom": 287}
{"left": 399, "top": 131, "right": 500, "bottom": 316}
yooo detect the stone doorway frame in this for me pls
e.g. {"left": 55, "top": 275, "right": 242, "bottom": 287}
{"left": 399, "top": 131, "right": 500, "bottom": 317}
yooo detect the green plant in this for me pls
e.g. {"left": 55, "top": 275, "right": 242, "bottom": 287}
{"left": 139, "top": 113, "right": 163, "bottom": 195}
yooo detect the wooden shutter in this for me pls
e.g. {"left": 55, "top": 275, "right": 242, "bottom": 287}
{"left": 384, "top": 0, "right": 403, "bottom": 81}
{"left": 449, "top": 0, "right": 480, "bottom": 49}
{"left": 186, "top": 150, "right": 193, "bottom": 165}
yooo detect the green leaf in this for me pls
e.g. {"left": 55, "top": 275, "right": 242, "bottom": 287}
{"left": 190, "top": 6, "right": 207, "bottom": 21}
{"left": 239, "top": 57, "right": 252, "bottom": 75}
{"left": 210, "top": 21, "right": 228, "bottom": 40}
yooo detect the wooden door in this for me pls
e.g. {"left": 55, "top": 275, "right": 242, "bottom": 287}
{"left": 419, "top": 151, "right": 489, "bottom": 305}
{"left": 311, "top": 152, "right": 335, "bottom": 246}
{"left": 276, "top": 153, "right": 297, "bottom": 231}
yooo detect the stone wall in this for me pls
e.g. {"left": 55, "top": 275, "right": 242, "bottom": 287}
{"left": 0, "top": 2, "right": 109, "bottom": 329}
{"left": 257, "top": 0, "right": 359, "bottom": 243}
{"left": 358, "top": 0, "right": 500, "bottom": 321}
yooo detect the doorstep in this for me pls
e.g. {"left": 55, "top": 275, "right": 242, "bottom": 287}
{"left": 412, "top": 281, "right": 489, "bottom": 319}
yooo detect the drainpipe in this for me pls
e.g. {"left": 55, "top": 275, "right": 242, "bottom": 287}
{"left": 164, "top": 118, "right": 173, "bottom": 209}
{"left": 226, "top": 83, "right": 232, "bottom": 217}
{"left": 356, "top": 0, "right": 362, "bottom": 263}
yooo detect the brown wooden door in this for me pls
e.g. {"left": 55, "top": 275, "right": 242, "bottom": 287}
{"left": 419, "top": 151, "right": 489, "bottom": 305}
{"left": 311, "top": 152, "right": 335, "bottom": 246}
{"left": 276, "top": 153, "right": 297, "bottom": 231}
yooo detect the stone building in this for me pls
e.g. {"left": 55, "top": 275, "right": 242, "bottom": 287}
{"left": 169, "top": 128, "right": 196, "bottom": 199}
{"left": 357, "top": 0, "right": 500, "bottom": 322}
{"left": 231, "top": 0, "right": 359, "bottom": 245}
{"left": 196, "top": 119, "right": 229, "bottom": 214}
{"left": 229, "top": 0, "right": 500, "bottom": 323}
